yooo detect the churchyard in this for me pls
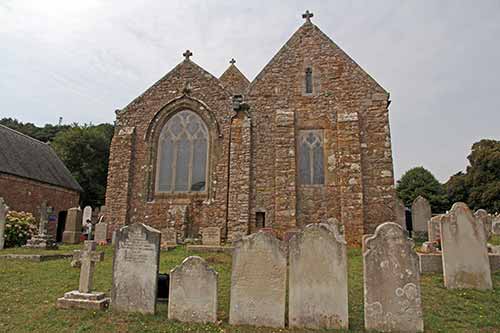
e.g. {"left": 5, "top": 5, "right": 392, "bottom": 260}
{"left": 0, "top": 236, "right": 499, "bottom": 332}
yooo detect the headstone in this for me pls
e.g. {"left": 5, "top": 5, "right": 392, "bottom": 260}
{"left": 440, "top": 203, "right": 492, "bottom": 290}
{"left": 428, "top": 214, "right": 444, "bottom": 242}
{"left": 289, "top": 223, "right": 348, "bottom": 329}
{"left": 411, "top": 196, "right": 431, "bottom": 239}
{"left": 474, "top": 209, "right": 492, "bottom": 241}
{"left": 111, "top": 223, "right": 161, "bottom": 314}
{"left": 168, "top": 256, "right": 218, "bottom": 323}
{"left": 201, "top": 227, "right": 221, "bottom": 246}
{"left": 229, "top": 231, "right": 286, "bottom": 328}
{"left": 161, "top": 227, "right": 177, "bottom": 248}
{"left": 493, "top": 219, "right": 500, "bottom": 236}
{"left": 363, "top": 222, "right": 424, "bottom": 332}
{"left": 63, "top": 207, "right": 82, "bottom": 244}
{"left": 95, "top": 222, "right": 109, "bottom": 244}
{"left": 57, "top": 241, "right": 109, "bottom": 310}
{"left": 395, "top": 198, "right": 406, "bottom": 230}
{"left": 25, "top": 201, "right": 57, "bottom": 249}
{"left": 0, "top": 198, "right": 8, "bottom": 250}
{"left": 82, "top": 206, "right": 92, "bottom": 227}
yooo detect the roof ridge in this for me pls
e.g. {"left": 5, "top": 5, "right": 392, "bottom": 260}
{"left": 0, "top": 124, "right": 49, "bottom": 145}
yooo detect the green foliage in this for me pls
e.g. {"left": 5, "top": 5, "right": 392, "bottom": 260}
{"left": 396, "top": 166, "right": 449, "bottom": 213}
{"left": 51, "top": 124, "right": 114, "bottom": 207}
{"left": 4, "top": 211, "right": 37, "bottom": 247}
{"left": 0, "top": 117, "right": 70, "bottom": 142}
{"left": 445, "top": 139, "right": 500, "bottom": 213}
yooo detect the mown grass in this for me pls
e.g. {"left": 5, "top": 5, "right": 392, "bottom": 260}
{"left": 1, "top": 241, "right": 500, "bottom": 332}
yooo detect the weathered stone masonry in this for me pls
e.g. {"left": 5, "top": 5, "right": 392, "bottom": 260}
{"left": 105, "top": 15, "right": 395, "bottom": 246}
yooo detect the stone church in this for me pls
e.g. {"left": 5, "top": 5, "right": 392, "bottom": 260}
{"left": 105, "top": 12, "right": 395, "bottom": 246}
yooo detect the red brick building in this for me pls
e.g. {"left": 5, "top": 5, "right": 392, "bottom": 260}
{"left": 105, "top": 13, "right": 396, "bottom": 246}
{"left": 0, "top": 125, "right": 82, "bottom": 241}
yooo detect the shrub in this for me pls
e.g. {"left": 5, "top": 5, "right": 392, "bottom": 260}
{"left": 4, "top": 211, "right": 37, "bottom": 248}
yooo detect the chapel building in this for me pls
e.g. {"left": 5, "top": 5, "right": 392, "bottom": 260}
{"left": 105, "top": 12, "right": 396, "bottom": 246}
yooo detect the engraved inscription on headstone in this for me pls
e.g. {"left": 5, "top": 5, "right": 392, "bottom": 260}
{"left": 111, "top": 223, "right": 161, "bottom": 314}
{"left": 202, "top": 227, "right": 221, "bottom": 246}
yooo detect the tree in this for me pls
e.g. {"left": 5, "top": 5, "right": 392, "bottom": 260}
{"left": 51, "top": 124, "right": 114, "bottom": 207}
{"left": 446, "top": 139, "right": 500, "bottom": 213}
{"left": 396, "top": 167, "right": 449, "bottom": 213}
{"left": 0, "top": 118, "right": 70, "bottom": 142}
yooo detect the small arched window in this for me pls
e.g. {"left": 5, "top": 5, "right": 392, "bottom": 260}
{"left": 156, "top": 110, "right": 208, "bottom": 193}
{"left": 305, "top": 67, "right": 313, "bottom": 94}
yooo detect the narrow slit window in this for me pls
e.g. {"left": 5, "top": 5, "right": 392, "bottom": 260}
{"left": 256, "top": 212, "right": 265, "bottom": 229}
{"left": 305, "top": 67, "right": 313, "bottom": 94}
{"left": 298, "top": 130, "right": 324, "bottom": 185}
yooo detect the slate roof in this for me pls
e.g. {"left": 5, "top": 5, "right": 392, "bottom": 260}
{"left": 0, "top": 125, "right": 83, "bottom": 192}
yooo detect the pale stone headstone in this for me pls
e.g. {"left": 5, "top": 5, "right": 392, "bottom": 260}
{"left": 428, "top": 214, "right": 444, "bottom": 242}
{"left": 229, "top": 231, "right": 286, "bottom": 328}
{"left": 111, "top": 223, "right": 161, "bottom": 314}
{"left": 95, "top": 223, "right": 109, "bottom": 243}
{"left": 168, "top": 256, "right": 218, "bottom": 323}
{"left": 82, "top": 206, "right": 92, "bottom": 227}
{"left": 63, "top": 207, "right": 82, "bottom": 244}
{"left": 57, "top": 241, "right": 109, "bottom": 310}
{"left": 493, "top": 219, "right": 500, "bottom": 236}
{"left": 395, "top": 198, "right": 407, "bottom": 230}
{"left": 412, "top": 196, "right": 431, "bottom": 238}
{"left": 289, "top": 223, "right": 348, "bottom": 329}
{"left": 201, "top": 227, "right": 221, "bottom": 246}
{"left": 363, "top": 222, "right": 424, "bottom": 332}
{"left": 161, "top": 227, "right": 177, "bottom": 247}
{"left": 440, "top": 203, "right": 492, "bottom": 290}
{"left": 474, "top": 209, "right": 492, "bottom": 241}
{"left": 0, "top": 198, "right": 8, "bottom": 250}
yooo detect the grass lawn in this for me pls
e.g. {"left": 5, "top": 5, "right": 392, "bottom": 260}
{"left": 1, "top": 241, "right": 500, "bottom": 332}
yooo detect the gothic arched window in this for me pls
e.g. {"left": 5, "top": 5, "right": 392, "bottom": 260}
{"left": 298, "top": 130, "right": 324, "bottom": 185}
{"left": 305, "top": 67, "right": 313, "bottom": 94}
{"left": 156, "top": 110, "right": 209, "bottom": 193}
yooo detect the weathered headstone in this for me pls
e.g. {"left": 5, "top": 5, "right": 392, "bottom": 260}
{"left": 440, "top": 203, "right": 492, "bottom": 290}
{"left": 363, "top": 222, "right": 424, "bottom": 332}
{"left": 395, "top": 198, "right": 406, "bottom": 230}
{"left": 428, "top": 214, "right": 444, "bottom": 242}
{"left": 0, "top": 198, "right": 8, "bottom": 250}
{"left": 95, "top": 222, "right": 109, "bottom": 244}
{"left": 168, "top": 256, "right": 218, "bottom": 323}
{"left": 63, "top": 207, "right": 82, "bottom": 244}
{"left": 493, "top": 218, "right": 500, "bottom": 236}
{"left": 82, "top": 206, "right": 92, "bottom": 227}
{"left": 201, "top": 227, "right": 221, "bottom": 246}
{"left": 412, "top": 196, "right": 431, "bottom": 239}
{"left": 474, "top": 209, "right": 492, "bottom": 241}
{"left": 229, "top": 231, "right": 286, "bottom": 328}
{"left": 25, "top": 201, "right": 57, "bottom": 249}
{"left": 111, "top": 223, "right": 161, "bottom": 314}
{"left": 289, "top": 223, "right": 348, "bottom": 329}
{"left": 161, "top": 227, "right": 177, "bottom": 248}
{"left": 57, "top": 241, "right": 109, "bottom": 309}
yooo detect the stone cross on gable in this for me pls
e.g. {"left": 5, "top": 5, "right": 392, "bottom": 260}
{"left": 183, "top": 49, "right": 193, "bottom": 60}
{"left": 230, "top": 58, "right": 236, "bottom": 65}
{"left": 38, "top": 201, "right": 49, "bottom": 236}
{"left": 302, "top": 10, "right": 314, "bottom": 22}
{"left": 0, "top": 197, "right": 8, "bottom": 250}
{"left": 73, "top": 241, "right": 105, "bottom": 293}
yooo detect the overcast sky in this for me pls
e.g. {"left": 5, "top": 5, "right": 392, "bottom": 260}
{"left": 1, "top": 1, "right": 499, "bottom": 182}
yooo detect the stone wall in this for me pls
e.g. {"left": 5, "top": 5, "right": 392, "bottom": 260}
{"left": 0, "top": 173, "right": 80, "bottom": 238}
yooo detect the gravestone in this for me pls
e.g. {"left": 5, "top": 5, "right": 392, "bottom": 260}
{"left": 95, "top": 222, "right": 109, "bottom": 244}
{"left": 229, "top": 231, "right": 286, "bottom": 328}
{"left": 474, "top": 209, "right": 492, "bottom": 241}
{"left": 161, "top": 227, "right": 177, "bottom": 248}
{"left": 412, "top": 196, "right": 431, "bottom": 239}
{"left": 289, "top": 223, "right": 348, "bottom": 329}
{"left": 25, "top": 201, "right": 57, "bottom": 249}
{"left": 168, "top": 256, "right": 218, "bottom": 323}
{"left": 428, "top": 214, "right": 443, "bottom": 242}
{"left": 62, "top": 207, "right": 82, "bottom": 244}
{"left": 363, "top": 222, "right": 424, "bottom": 332}
{"left": 395, "top": 198, "right": 406, "bottom": 230}
{"left": 82, "top": 206, "right": 92, "bottom": 227}
{"left": 0, "top": 198, "right": 8, "bottom": 250}
{"left": 111, "top": 223, "right": 161, "bottom": 314}
{"left": 201, "top": 227, "right": 221, "bottom": 246}
{"left": 493, "top": 219, "right": 500, "bottom": 236}
{"left": 440, "top": 203, "right": 492, "bottom": 290}
{"left": 57, "top": 241, "right": 109, "bottom": 309}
